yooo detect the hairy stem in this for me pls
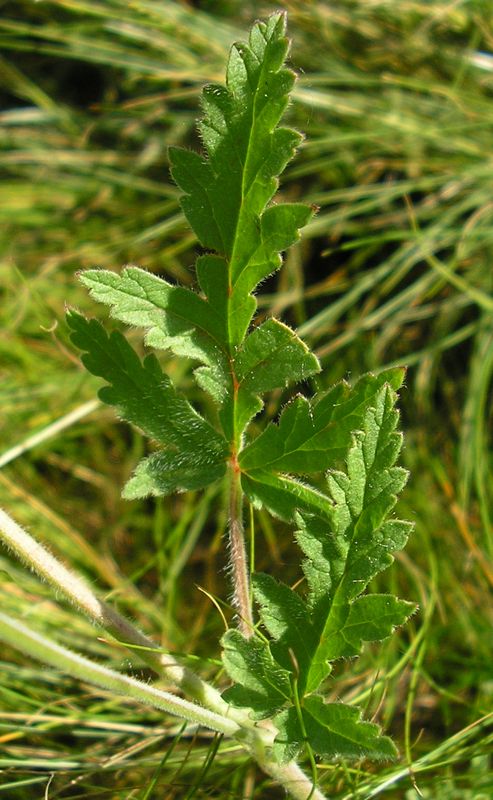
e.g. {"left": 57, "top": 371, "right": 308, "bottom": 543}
{"left": 0, "top": 606, "right": 326, "bottom": 800}
{"left": 0, "top": 507, "right": 253, "bottom": 727}
{"left": 0, "top": 612, "right": 240, "bottom": 737}
{"left": 228, "top": 465, "right": 254, "bottom": 637}
{"left": 0, "top": 514, "right": 327, "bottom": 799}
{"left": 259, "top": 757, "right": 328, "bottom": 800}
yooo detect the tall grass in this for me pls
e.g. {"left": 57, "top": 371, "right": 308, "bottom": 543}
{"left": 1, "top": 1, "right": 492, "bottom": 797}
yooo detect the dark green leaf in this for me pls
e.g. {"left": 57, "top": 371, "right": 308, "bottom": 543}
{"left": 170, "top": 13, "right": 313, "bottom": 345}
{"left": 252, "top": 573, "right": 328, "bottom": 685}
{"left": 296, "top": 384, "right": 414, "bottom": 693}
{"left": 223, "top": 380, "right": 414, "bottom": 741}
{"left": 221, "top": 630, "right": 291, "bottom": 718}
{"left": 67, "top": 311, "right": 228, "bottom": 497}
{"left": 240, "top": 368, "right": 405, "bottom": 473}
{"left": 273, "top": 696, "right": 397, "bottom": 763}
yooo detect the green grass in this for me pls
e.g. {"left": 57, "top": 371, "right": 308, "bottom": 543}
{"left": 1, "top": 1, "right": 492, "bottom": 797}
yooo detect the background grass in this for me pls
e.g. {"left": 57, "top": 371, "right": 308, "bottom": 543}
{"left": 1, "top": 1, "right": 492, "bottom": 797}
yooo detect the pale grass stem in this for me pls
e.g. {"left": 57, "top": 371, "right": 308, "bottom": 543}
{"left": 0, "top": 400, "right": 100, "bottom": 469}
{"left": 0, "top": 506, "right": 329, "bottom": 799}
{"left": 0, "top": 611, "right": 240, "bottom": 737}
{"left": 0, "top": 507, "right": 251, "bottom": 726}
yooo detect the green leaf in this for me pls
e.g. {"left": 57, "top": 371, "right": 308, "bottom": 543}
{"left": 236, "top": 319, "right": 320, "bottom": 395}
{"left": 169, "top": 12, "right": 313, "bottom": 346}
{"left": 296, "top": 383, "right": 415, "bottom": 694}
{"left": 122, "top": 450, "right": 227, "bottom": 499}
{"left": 297, "top": 514, "right": 412, "bottom": 614}
{"left": 322, "top": 594, "right": 415, "bottom": 660}
{"left": 68, "top": 13, "right": 415, "bottom": 769}
{"left": 78, "top": 265, "right": 230, "bottom": 403}
{"left": 251, "top": 573, "right": 324, "bottom": 684}
{"left": 79, "top": 14, "right": 315, "bottom": 444}
{"left": 240, "top": 368, "right": 405, "bottom": 473}
{"left": 214, "top": 319, "right": 319, "bottom": 441}
{"left": 273, "top": 696, "right": 397, "bottom": 764}
{"left": 221, "top": 629, "right": 291, "bottom": 718}
{"left": 67, "top": 311, "right": 228, "bottom": 496}
{"left": 241, "top": 469, "right": 335, "bottom": 522}
{"left": 223, "top": 380, "right": 414, "bottom": 749}
{"left": 239, "top": 368, "right": 405, "bottom": 522}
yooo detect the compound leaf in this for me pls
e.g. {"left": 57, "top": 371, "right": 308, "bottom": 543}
{"left": 67, "top": 311, "right": 228, "bottom": 496}
{"left": 221, "top": 629, "right": 291, "bottom": 718}
{"left": 223, "top": 381, "right": 414, "bottom": 756}
{"left": 273, "top": 696, "right": 397, "bottom": 764}
{"left": 169, "top": 12, "right": 313, "bottom": 346}
{"left": 78, "top": 14, "right": 314, "bottom": 437}
{"left": 69, "top": 12, "right": 414, "bottom": 769}
{"left": 295, "top": 383, "right": 414, "bottom": 694}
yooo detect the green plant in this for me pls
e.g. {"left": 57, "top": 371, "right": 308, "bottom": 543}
{"left": 0, "top": 13, "right": 416, "bottom": 799}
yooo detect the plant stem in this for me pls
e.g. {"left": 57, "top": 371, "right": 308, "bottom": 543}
{"left": 258, "top": 757, "right": 328, "bottom": 800}
{"left": 0, "top": 507, "right": 252, "bottom": 726}
{"left": 0, "top": 611, "right": 240, "bottom": 737}
{"left": 0, "top": 512, "right": 326, "bottom": 800}
{"left": 0, "top": 606, "right": 327, "bottom": 800}
{"left": 228, "top": 465, "right": 254, "bottom": 637}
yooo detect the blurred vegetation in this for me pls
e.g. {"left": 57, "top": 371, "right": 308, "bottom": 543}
{"left": 0, "top": 1, "right": 492, "bottom": 798}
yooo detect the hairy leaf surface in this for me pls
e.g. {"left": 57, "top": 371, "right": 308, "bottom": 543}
{"left": 169, "top": 13, "right": 313, "bottom": 347}
{"left": 240, "top": 368, "right": 405, "bottom": 520}
{"left": 67, "top": 311, "right": 228, "bottom": 496}
{"left": 241, "top": 369, "right": 404, "bottom": 473}
{"left": 77, "top": 14, "right": 314, "bottom": 446}
{"left": 273, "top": 697, "right": 397, "bottom": 763}
{"left": 222, "top": 383, "right": 415, "bottom": 758}
{"left": 234, "top": 319, "right": 320, "bottom": 431}
{"left": 78, "top": 265, "right": 230, "bottom": 405}
{"left": 222, "top": 629, "right": 291, "bottom": 718}
{"left": 71, "top": 12, "right": 414, "bottom": 767}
